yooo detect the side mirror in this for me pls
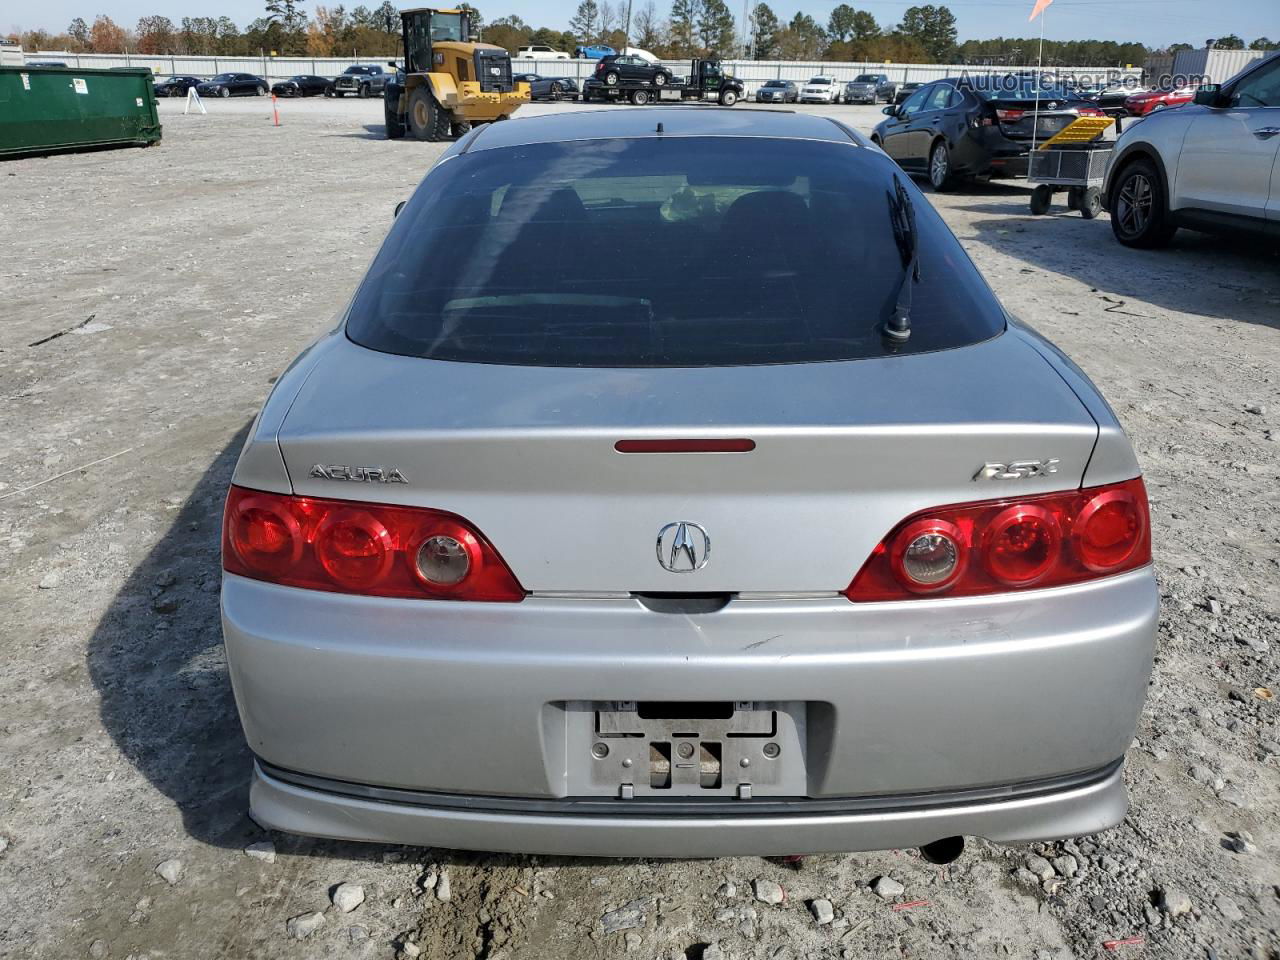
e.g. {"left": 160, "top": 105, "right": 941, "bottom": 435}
{"left": 882, "top": 105, "right": 898, "bottom": 117}
{"left": 394, "top": 200, "right": 407, "bottom": 218}
{"left": 1192, "top": 83, "right": 1221, "bottom": 107}
{"left": 387, "top": 61, "right": 397, "bottom": 68}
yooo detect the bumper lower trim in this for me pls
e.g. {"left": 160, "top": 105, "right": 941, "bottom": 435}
{"left": 250, "top": 758, "right": 1128, "bottom": 857}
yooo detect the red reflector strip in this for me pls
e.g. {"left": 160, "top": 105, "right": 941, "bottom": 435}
{"left": 615, "top": 439, "right": 756, "bottom": 454}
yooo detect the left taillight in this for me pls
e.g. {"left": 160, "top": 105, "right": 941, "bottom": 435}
{"left": 222, "top": 485, "right": 525, "bottom": 602}
{"left": 844, "top": 477, "right": 1150, "bottom": 602}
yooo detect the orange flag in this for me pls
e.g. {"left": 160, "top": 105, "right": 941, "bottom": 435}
{"left": 1029, "top": 0, "right": 1053, "bottom": 20}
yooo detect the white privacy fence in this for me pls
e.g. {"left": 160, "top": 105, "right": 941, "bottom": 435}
{"left": 28, "top": 50, "right": 1142, "bottom": 91}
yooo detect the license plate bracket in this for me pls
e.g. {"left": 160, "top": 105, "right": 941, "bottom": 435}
{"left": 563, "top": 700, "right": 808, "bottom": 799}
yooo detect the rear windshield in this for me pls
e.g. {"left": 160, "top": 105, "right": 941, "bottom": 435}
{"left": 962, "top": 76, "right": 1074, "bottom": 101}
{"left": 854, "top": 75, "right": 878, "bottom": 82}
{"left": 346, "top": 136, "right": 1005, "bottom": 367}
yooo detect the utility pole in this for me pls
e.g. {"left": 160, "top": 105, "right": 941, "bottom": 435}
{"left": 624, "top": 0, "right": 632, "bottom": 52}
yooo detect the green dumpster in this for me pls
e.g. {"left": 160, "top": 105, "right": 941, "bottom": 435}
{"left": 0, "top": 66, "right": 161, "bottom": 159}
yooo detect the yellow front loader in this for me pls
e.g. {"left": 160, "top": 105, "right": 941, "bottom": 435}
{"left": 384, "top": 7, "right": 529, "bottom": 141}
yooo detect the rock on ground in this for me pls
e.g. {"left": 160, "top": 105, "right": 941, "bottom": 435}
{"left": 601, "top": 899, "right": 652, "bottom": 934}
{"left": 871, "top": 876, "right": 905, "bottom": 900}
{"left": 244, "top": 840, "right": 276, "bottom": 863}
{"left": 753, "top": 879, "right": 784, "bottom": 905}
{"left": 332, "top": 882, "right": 365, "bottom": 913}
{"left": 285, "top": 912, "right": 326, "bottom": 940}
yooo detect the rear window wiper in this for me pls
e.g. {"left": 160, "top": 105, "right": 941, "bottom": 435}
{"left": 883, "top": 175, "right": 919, "bottom": 344}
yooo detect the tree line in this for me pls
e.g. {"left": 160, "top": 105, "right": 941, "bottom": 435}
{"left": 8, "top": 0, "right": 1276, "bottom": 63}
{"left": 7, "top": 0, "right": 477, "bottom": 57}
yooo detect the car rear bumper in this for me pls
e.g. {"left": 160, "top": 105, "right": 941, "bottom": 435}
{"left": 250, "top": 757, "right": 1128, "bottom": 857}
{"left": 223, "top": 565, "right": 1156, "bottom": 853}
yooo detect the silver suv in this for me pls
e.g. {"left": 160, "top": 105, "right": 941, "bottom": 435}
{"left": 1103, "top": 51, "right": 1280, "bottom": 247}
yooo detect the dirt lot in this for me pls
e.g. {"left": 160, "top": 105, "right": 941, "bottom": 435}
{"left": 1, "top": 96, "right": 1278, "bottom": 960}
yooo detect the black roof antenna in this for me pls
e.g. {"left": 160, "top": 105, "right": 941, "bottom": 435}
{"left": 883, "top": 175, "right": 919, "bottom": 344}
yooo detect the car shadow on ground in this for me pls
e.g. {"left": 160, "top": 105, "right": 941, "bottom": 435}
{"left": 955, "top": 198, "right": 1280, "bottom": 331}
{"left": 85, "top": 427, "right": 669, "bottom": 869}
{"left": 329, "top": 124, "right": 391, "bottom": 140}
{"left": 86, "top": 426, "right": 258, "bottom": 851}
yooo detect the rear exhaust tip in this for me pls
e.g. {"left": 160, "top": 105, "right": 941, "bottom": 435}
{"left": 918, "top": 836, "right": 965, "bottom": 865}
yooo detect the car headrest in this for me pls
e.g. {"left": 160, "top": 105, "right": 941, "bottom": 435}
{"left": 721, "top": 190, "right": 809, "bottom": 237}
{"left": 498, "top": 185, "right": 587, "bottom": 224}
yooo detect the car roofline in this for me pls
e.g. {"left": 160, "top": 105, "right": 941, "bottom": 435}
{"left": 458, "top": 107, "right": 867, "bottom": 155}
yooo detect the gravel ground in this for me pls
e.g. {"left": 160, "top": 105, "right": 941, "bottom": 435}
{"left": 1, "top": 96, "right": 1278, "bottom": 960}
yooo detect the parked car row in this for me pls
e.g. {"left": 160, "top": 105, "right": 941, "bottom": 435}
{"left": 862, "top": 54, "right": 1280, "bottom": 251}
{"left": 871, "top": 73, "right": 1105, "bottom": 191}
{"left": 151, "top": 64, "right": 395, "bottom": 100}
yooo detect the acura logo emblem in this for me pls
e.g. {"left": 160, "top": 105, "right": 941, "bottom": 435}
{"left": 656, "top": 522, "right": 710, "bottom": 573}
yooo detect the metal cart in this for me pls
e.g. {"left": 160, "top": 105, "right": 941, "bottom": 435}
{"left": 1027, "top": 141, "right": 1114, "bottom": 217}
{"left": 1025, "top": 116, "right": 1118, "bottom": 218}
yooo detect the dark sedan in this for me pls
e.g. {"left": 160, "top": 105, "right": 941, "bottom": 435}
{"left": 513, "top": 73, "right": 578, "bottom": 101}
{"left": 872, "top": 75, "right": 1103, "bottom": 190}
{"left": 154, "top": 75, "right": 202, "bottom": 97}
{"left": 894, "top": 81, "right": 922, "bottom": 105}
{"left": 755, "top": 79, "right": 798, "bottom": 103}
{"left": 196, "top": 73, "right": 268, "bottom": 98}
{"left": 272, "top": 75, "right": 332, "bottom": 97}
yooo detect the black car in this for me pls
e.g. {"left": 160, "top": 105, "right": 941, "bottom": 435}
{"left": 26, "top": 60, "right": 68, "bottom": 67}
{"left": 513, "top": 73, "right": 578, "bottom": 101}
{"left": 196, "top": 73, "right": 268, "bottom": 98}
{"left": 593, "top": 54, "right": 672, "bottom": 88}
{"left": 329, "top": 65, "right": 391, "bottom": 98}
{"left": 272, "top": 75, "right": 332, "bottom": 98}
{"left": 872, "top": 75, "right": 1103, "bottom": 190}
{"left": 154, "top": 75, "right": 202, "bottom": 97}
{"left": 755, "top": 80, "right": 798, "bottom": 103}
{"left": 894, "top": 81, "right": 922, "bottom": 105}
{"left": 1088, "top": 81, "right": 1144, "bottom": 117}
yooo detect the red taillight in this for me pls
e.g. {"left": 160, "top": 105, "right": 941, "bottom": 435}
{"left": 222, "top": 486, "right": 525, "bottom": 602}
{"left": 845, "top": 478, "right": 1150, "bottom": 602}
{"left": 996, "top": 108, "right": 1025, "bottom": 122}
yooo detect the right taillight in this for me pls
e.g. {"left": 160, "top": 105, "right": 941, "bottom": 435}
{"left": 996, "top": 108, "right": 1025, "bottom": 122}
{"left": 222, "top": 486, "right": 525, "bottom": 602}
{"left": 845, "top": 477, "right": 1150, "bottom": 602}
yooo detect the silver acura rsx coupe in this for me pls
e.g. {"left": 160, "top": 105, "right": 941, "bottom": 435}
{"left": 221, "top": 108, "right": 1157, "bottom": 859}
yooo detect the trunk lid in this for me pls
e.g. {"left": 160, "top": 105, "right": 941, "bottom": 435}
{"left": 276, "top": 330, "right": 1099, "bottom": 594}
{"left": 989, "top": 99, "right": 1083, "bottom": 141}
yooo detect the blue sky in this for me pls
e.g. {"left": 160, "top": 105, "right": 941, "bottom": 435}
{"left": 11, "top": 0, "right": 1276, "bottom": 49}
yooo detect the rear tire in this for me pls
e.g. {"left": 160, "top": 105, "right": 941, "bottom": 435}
{"left": 630, "top": 88, "right": 650, "bottom": 105}
{"left": 654, "top": 72, "right": 667, "bottom": 86}
{"left": 256, "top": 85, "right": 266, "bottom": 96}
{"left": 928, "top": 140, "right": 955, "bottom": 191}
{"left": 219, "top": 87, "right": 230, "bottom": 98}
{"left": 359, "top": 84, "right": 370, "bottom": 99}
{"left": 384, "top": 99, "right": 405, "bottom": 139}
{"left": 407, "top": 86, "right": 450, "bottom": 142}
{"left": 1110, "top": 158, "right": 1176, "bottom": 247}
{"left": 604, "top": 72, "right": 619, "bottom": 86}
{"left": 1030, "top": 184, "right": 1054, "bottom": 214}
{"left": 719, "top": 89, "right": 738, "bottom": 107}
{"left": 1080, "top": 185, "right": 1103, "bottom": 219}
